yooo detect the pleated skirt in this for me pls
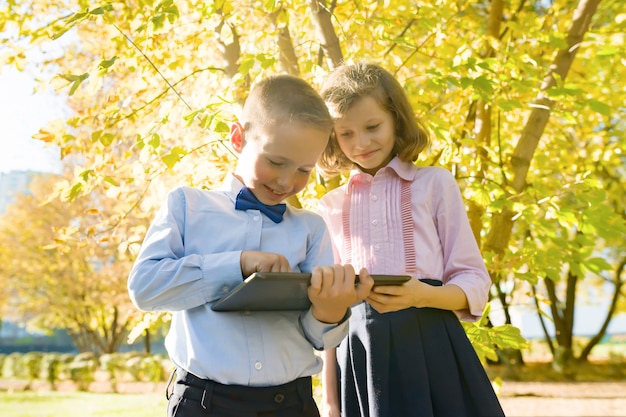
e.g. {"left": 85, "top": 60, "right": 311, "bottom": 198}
{"left": 337, "top": 280, "right": 505, "bottom": 417}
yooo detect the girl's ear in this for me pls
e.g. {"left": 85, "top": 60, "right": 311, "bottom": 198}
{"left": 230, "top": 122, "right": 245, "bottom": 154}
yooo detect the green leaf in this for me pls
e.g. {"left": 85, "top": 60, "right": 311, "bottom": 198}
{"left": 491, "top": 324, "right": 529, "bottom": 350}
{"left": 79, "top": 169, "right": 94, "bottom": 181}
{"left": 582, "top": 257, "right": 612, "bottom": 274}
{"left": 66, "top": 182, "right": 84, "bottom": 202}
{"left": 473, "top": 75, "right": 495, "bottom": 95}
{"left": 65, "top": 11, "right": 88, "bottom": 26}
{"left": 588, "top": 99, "right": 611, "bottom": 116}
{"left": 151, "top": 15, "right": 165, "bottom": 31}
{"left": 496, "top": 98, "right": 523, "bottom": 111}
{"left": 545, "top": 266, "right": 562, "bottom": 282}
{"left": 91, "top": 130, "right": 102, "bottom": 143}
{"left": 162, "top": 146, "right": 188, "bottom": 169}
{"left": 59, "top": 73, "right": 89, "bottom": 96}
{"left": 596, "top": 44, "right": 619, "bottom": 56}
{"left": 546, "top": 86, "right": 583, "bottom": 98}
{"left": 459, "top": 76, "right": 472, "bottom": 89}
{"left": 98, "top": 56, "right": 117, "bottom": 70}
{"left": 469, "top": 186, "right": 491, "bottom": 207}
{"left": 100, "top": 133, "right": 115, "bottom": 146}
{"left": 199, "top": 115, "right": 214, "bottom": 130}
{"left": 148, "top": 133, "right": 161, "bottom": 149}
{"left": 555, "top": 209, "right": 578, "bottom": 228}
{"left": 184, "top": 109, "right": 204, "bottom": 126}
{"left": 214, "top": 120, "right": 230, "bottom": 133}
{"left": 548, "top": 34, "right": 568, "bottom": 49}
{"left": 239, "top": 57, "right": 255, "bottom": 74}
{"left": 263, "top": 0, "right": 279, "bottom": 12}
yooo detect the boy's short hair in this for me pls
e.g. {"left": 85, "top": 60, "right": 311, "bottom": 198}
{"left": 317, "top": 63, "right": 430, "bottom": 176}
{"left": 242, "top": 75, "right": 334, "bottom": 138}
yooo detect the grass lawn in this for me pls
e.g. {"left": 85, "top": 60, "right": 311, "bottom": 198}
{"left": 0, "top": 391, "right": 167, "bottom": 417}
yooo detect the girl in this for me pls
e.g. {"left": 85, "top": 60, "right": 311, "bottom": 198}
{"left": 317, "top": 63, "right": 505, "bottom": 417}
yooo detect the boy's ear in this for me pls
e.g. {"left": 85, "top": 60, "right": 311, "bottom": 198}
{"left": 230, "top": 122, "right": 245, "bottom": 154}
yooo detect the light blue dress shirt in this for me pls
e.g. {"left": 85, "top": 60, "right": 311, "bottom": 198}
{"left": 128, "top": 174, "right": 347, "bottom": 386}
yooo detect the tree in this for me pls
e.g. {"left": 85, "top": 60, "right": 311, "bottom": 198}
{"left": 0, "top": 174, "right": 145, "bottom": 353}
{"left": 1, "top": 0, "right": 624, "bottom": 369}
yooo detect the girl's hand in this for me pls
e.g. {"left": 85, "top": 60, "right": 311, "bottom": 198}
{"left": 367, "top": 278, "right": 469, "bottom": 313}
{"left": 366, "top": 277, "right": 429, "bottom": 313}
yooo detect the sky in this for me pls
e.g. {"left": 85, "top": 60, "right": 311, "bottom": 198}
{"left": 0, "top": 66, "right": 64, "bottom": 174}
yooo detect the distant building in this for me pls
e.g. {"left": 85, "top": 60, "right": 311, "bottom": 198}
{"left": 0, "top": 321, "right": 77, "bottom": 354}
{"left": 0, "top": 170, "right": 41, "bottom": 214}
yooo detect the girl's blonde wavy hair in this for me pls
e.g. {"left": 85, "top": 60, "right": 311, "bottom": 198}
{"left": 317, "top": 63, "right": 430, "bottom": 177}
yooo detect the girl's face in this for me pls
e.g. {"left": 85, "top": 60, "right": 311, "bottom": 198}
{"left": 232, "top": 121, "right": 329, "bottom": 206}
{"left": 330, "top": 95, "right": 396, "bottom": 176}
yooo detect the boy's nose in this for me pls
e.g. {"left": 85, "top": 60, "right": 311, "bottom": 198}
{"left": 276, "top": 173, "right": 294, "bottom": 189}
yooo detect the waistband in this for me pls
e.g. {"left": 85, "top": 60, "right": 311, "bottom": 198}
{"left": 420, "top": 278, "right": 442, "bottom": 286}
{"left": 169, "top": 368, "right": 314, "bottom": 412}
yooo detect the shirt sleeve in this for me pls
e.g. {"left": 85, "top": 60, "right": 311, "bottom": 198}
{"left": 434, "top": 170, "right": 491, "bottom": 321}
{"left": 127, "top": 188, "right": 242, "bottom": 312}
{"left": 294, "top": 212, "right": 350, "bottom": 348}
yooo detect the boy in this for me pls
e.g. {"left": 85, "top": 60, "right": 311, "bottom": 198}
{"left": 127, "top": 74, "right": 374, "bottom": 417}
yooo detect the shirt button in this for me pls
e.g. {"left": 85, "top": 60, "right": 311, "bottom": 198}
{"left": 221, "top": 285, "right": 229, "bottom": 293}
{"left": 371, "top": 219, "right": 378, "bottom": 226}
{"left": 253, "top": 216, "right": 260, "bottom": 221}
{"left": 371, "top": 195, "right": 378, "bottom": 201}
{"left": 254, "top": 361, "right": 262, "bottom": 370}
{"left": 373, "top": 244, "right": 380, "bottom": 251}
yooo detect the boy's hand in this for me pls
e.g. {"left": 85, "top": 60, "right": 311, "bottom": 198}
{"left": 308, "top": 265, "right": 374, "bottom": 324}
{"left": 240, "top": 251, "right": 291, "bottom": 278}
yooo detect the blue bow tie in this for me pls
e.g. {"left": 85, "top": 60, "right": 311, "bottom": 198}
{"left": 235, "top": 187, "right": 287, "bottom": 223}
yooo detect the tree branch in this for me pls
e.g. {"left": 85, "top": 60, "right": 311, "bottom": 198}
{"left": 307, "top": 0, "right": 343, "bottom": 69}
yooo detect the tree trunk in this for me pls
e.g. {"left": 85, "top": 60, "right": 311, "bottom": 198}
{"left": 484, "top": 0, "right": 602, "bottom": 255}
{"left": 545, "top": 269, "right": 578, "bottom": 377}
{"left": 579, "top": 258, "right": 626, "bottom": 361}
{"left": 144, "top": 328, "right": 151, "bottom": 354}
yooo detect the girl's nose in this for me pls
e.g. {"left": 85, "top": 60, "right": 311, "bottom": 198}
{"left": 355, "top": 131, "right": 370, "bottom": 147}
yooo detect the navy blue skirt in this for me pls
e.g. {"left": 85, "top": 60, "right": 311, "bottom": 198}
{"left": 337, "top": 280, "right": 505, "bottom": 417}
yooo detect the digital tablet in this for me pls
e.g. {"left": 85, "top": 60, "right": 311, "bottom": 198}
{"left": 211, "top": 272, "right": 411, "bottom": 312}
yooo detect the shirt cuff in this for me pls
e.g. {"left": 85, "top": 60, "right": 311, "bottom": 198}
{"left": 300, "top": 309, "right": 351, "bottom": 350}
{"left": 446, "top": 273, "right": 489, "bottom": 321}
{"left": 201, "top": 250, "right": 244, "bottom": 302}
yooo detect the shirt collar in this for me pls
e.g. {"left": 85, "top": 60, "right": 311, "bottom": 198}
{"left": 222, "top": 173, "right": 246, "bottom": 199}
{"left": 347, "top": 155, "right": 418, "bottom": 186}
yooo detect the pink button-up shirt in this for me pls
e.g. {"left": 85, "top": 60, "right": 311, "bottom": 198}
{"left": 318, "top": 157, "right": 490, "bottom": 321}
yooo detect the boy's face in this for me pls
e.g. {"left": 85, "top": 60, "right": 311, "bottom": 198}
{"left": 231, "top": 121, "right": 329, "bottom": 206}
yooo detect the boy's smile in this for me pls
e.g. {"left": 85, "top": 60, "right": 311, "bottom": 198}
{"left": 232, "top": 121, "right": 329, "bottom": 206}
